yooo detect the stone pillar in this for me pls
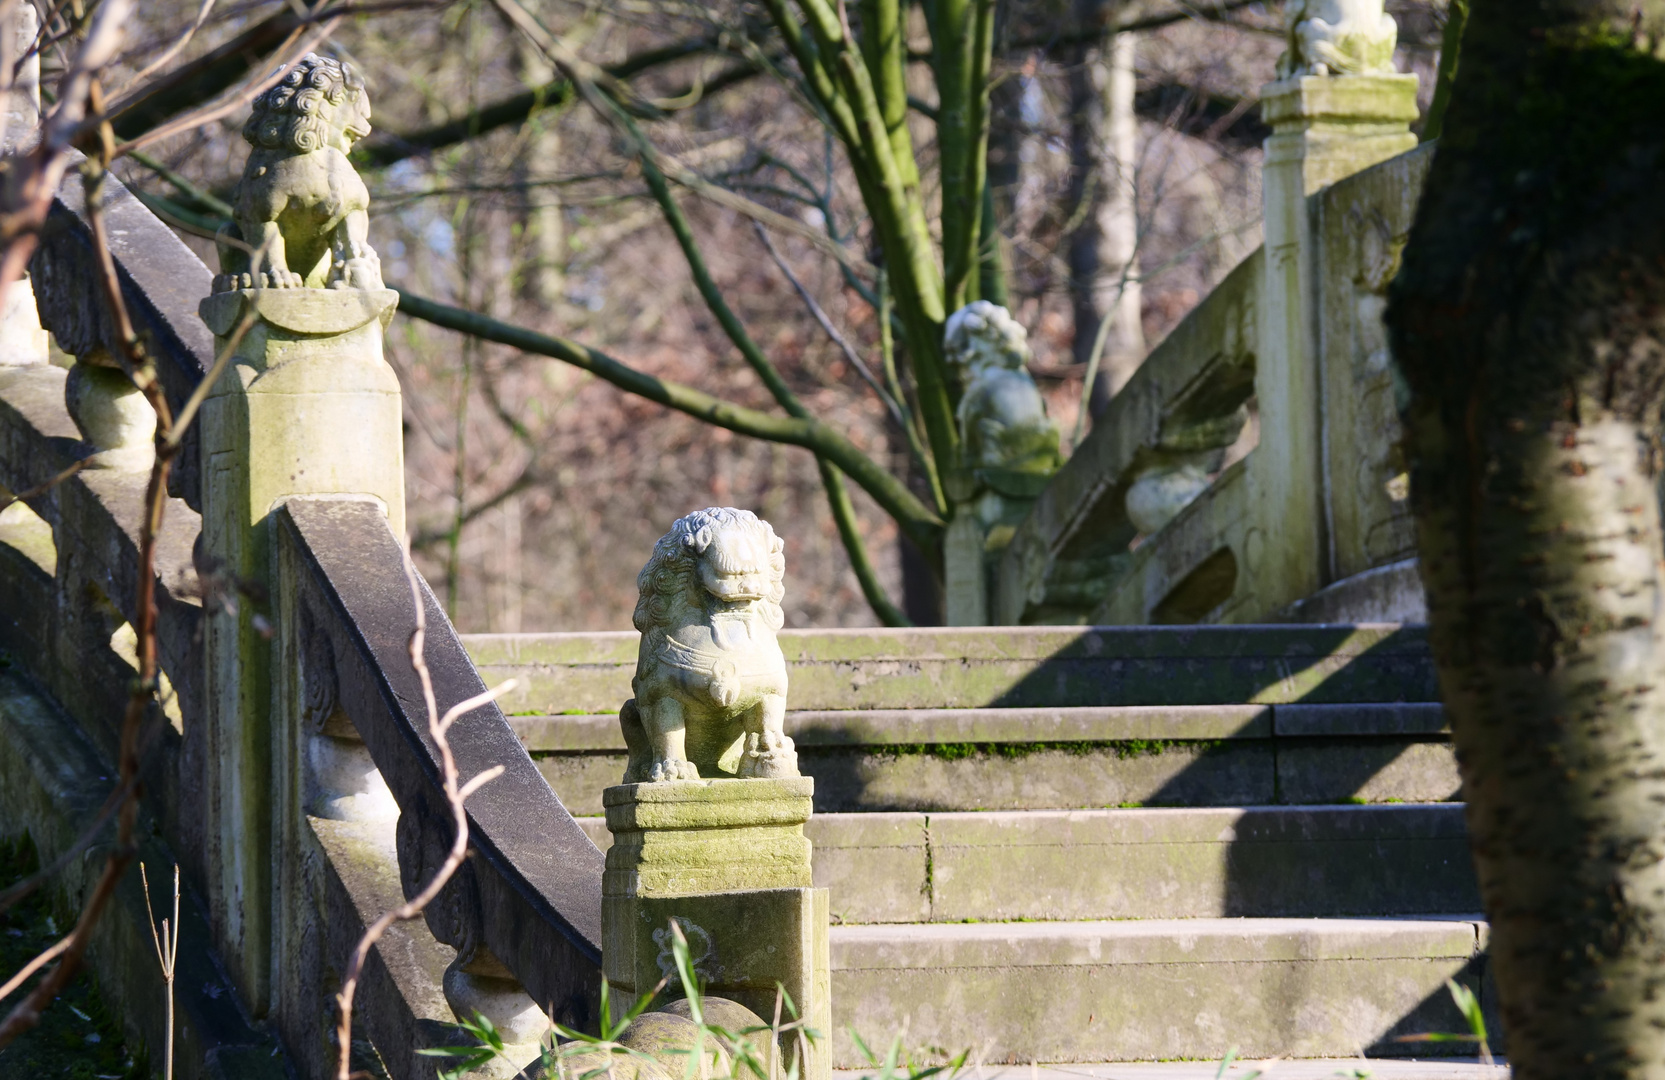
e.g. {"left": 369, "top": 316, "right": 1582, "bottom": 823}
{"left": 603, "top": 777, "right": 831, "bottom": 1080}
{"left": 1254, "top": 72, "right": 1417, "bottom": 607}
{"left": 198, "top": 287, "right": 406, "bottom": 1011}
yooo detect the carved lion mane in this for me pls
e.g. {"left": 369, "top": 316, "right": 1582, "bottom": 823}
{"left": 633, "top": 507, "right": 785, "bottom": 635}
{"left": 245, "top": 53, "right": 367, "bottom": 155}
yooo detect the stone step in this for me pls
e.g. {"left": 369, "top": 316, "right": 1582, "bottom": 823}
{"left": 826, "top": 917, "right": 1491, "bottom": 1067}
{"left": 535, "top": 703, "right": 1456, "bottom": 815}
{"left": 832, "top": 1062, "right": 1507, "bottom": 1079}
{"left": 464, "top": 624, "right": 1438, "bottom": 715}
{"left": 576, "top": 805, "right": 1479, "bottom": 924}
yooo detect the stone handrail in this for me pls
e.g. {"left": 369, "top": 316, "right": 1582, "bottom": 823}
{"left": 994, "top": 248, "right": 1260, "bottom": 625}
{"left": 276, "top": 497, "right": 604, "bottom": 1026}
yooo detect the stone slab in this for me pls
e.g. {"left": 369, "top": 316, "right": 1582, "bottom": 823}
{"left": 927, "top": 806, "right": 1478, "bottom": 922}
{"left": 583, "top": 805, "right": 1476, "bottom": 925}
{"left": 1275, "top": 704, "right": 1447, "bottom": 737}
{"left": 829, "top": 918, "right": 1488, "bottom": 1066}
{"left": 837, "top": 1063, "right": 1506, "bottom": 1080}
{"left": 538, "top": 743, "right": 1275, "bottom": 816}
{"left": 465, "top": 625, "right": 1439, "bottom": 715}
{"left": 1278, "top": 742, "right": 1461, "bottom": 804}
{"left": 537, "top": 740, "right": 1458, "bottom": 816}
{"left": 513, "top": 706, "right": 1274, "bottom": 752}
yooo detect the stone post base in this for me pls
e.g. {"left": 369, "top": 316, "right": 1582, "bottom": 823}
{"left": 603, "top": 777, "right": 830, "bottom": 1080}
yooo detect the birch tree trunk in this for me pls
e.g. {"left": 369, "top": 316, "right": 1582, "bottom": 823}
{"left": 1385, "top": 3, "right": 1665, "bottom": 1075}
{"left": 516, "top": 32, "right": 566, "bottom": 308}
{"left": 1068, "top": 0, "right": 1144, "bottom": 415}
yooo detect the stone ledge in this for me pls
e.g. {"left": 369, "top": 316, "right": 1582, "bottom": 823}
{"left": 512, "top": 703, "right": 1453, "bottom": 752}
{"left": 829, "top": 916, "right": 1493, "bottom": 1065}
{"left": 578, "top": 805, "right": 1480, "bottom": 924}
{"left": 604, "top": 777, "right": 815, "bottom": 830}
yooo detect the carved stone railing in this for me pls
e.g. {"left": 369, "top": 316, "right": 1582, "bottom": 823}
{"left": 995, "top": 250, "right": 1259, "bottom": 624}
{"left": 0, "top": 165, "right": 605, "bottom": 1078}
{"left": 998, "top": 74, "right": 1429, "bottom": 627}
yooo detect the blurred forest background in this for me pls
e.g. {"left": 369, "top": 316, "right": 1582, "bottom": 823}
{"left": 110, "top": 0, "right": 1452, "bottom": 631}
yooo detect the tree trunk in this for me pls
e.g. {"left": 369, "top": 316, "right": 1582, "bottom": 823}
{"left": 516, "top": 31, "right": 566, "bottom": 307}
{"left": 1067, "top": 0, "right": 1143, "bottom": 414}
{"left": 1384, "top": 4, "right": 1665, "bottom": 1075}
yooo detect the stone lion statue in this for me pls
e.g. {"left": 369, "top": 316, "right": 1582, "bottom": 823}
{"left": 212, "top": 52, "right": 383, "bottom": 293}
{"left": 619, "top": 508, "right": 798, "bottom": 784}
{"left": 1277, "top": 0, "right": 1398, "bottom": 78}
{"left": 946, "top": 301, "right": 1061, "bottom": 479}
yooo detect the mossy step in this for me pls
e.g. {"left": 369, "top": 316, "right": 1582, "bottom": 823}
{"left": 539, "top": 726, "right": 1459, "bottom": 815}
{"left": 575, "top": 805, "right": 1479, "bottom": 924}
{"left": 833, "top": 1062, "right": 1506, "bottom": 1079}
{"left": 464, "top": 625, "right": 1437, "bottom": 714}
{"left": 827, "top": 916, "right": 1491, "bottom": 1067}
{"left": 508, "top": 703, "right": 1448, "bottom": 751}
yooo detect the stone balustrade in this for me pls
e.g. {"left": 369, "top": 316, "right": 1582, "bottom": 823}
{"left": 997, "top": 70, "right": 1431, "bottom": 627}
{"left": 0, "top": 133, "right": 604, "bottom": 1080}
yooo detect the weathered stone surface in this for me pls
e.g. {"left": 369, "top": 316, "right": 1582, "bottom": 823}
{"left": 829, "top": 918, "right": 1487, "bottom": 1065}
{"left": 308, "top": 815, "right": 460, "bottom": 1080}
{"left": 588, "top": 805, "right": 1476, "bottom": 925}
{"left": 469, "top": 624, "right": 1440, "bottom": 715}
{"left": 603, "top": 778, "right": 814, "bottom": 897}
{"left": 806, "top": 813, "right": 931, "bottom": 925}
{"left": 602, "top": 776, "right": 830, "bottom": 1080}
{"left": 516, "top": 705, "right": 1274, "bottom": 752}
{"left": 1277, "top": 740, "right": 1462, "bottom": 804}
{"left": 540, "top": 743, "right": 1274, "bottom": 816}
{"left": 927, "top": 805, "right": 1477, "bottom": 921}
{"left": 1274, "top": 701, "right": 1446, "bottom": 737}
{"left": 64, "top": 359, "right": 155, "bottom": 471}
{"left": 277, "top": 499, "right": 604, "bottom": 1035}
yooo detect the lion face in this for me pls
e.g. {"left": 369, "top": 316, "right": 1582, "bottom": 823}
{"left": 633, "top": 507, "right": 786, "bottom": 633}
{"left": 696, "top": 522, "right": 779, "bottom": 605}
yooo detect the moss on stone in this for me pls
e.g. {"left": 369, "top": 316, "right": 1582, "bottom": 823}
{"left": 874, "top": 739, "right": 1227, "bottom": 761}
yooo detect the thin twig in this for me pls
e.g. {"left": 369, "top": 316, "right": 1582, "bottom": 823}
{"left": 111, "top": 0, "right": 218, "bottom": 99}
{"left": 751, "top": 220, "right": 907, "bottom": 434}
{"left": 0, "top": 459, "right": 85, "bottom": 513}
{"left": 114, "top": 16, "right": 342, "bottom": 157}
{"left": 332, "top": 551, "right": 513, "bottom": 1080}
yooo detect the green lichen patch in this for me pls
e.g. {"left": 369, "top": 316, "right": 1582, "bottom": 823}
{"left": 873, "top": 739, "right": 1227, "bottom": 761}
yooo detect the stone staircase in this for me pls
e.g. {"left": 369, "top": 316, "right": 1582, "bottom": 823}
{"left": 462, "top": 625, "right": 1490, "bottom": 1068}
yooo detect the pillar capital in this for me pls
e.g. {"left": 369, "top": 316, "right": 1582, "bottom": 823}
{"left": 1260, "top": 74, "right": 1420, "bottom": 197}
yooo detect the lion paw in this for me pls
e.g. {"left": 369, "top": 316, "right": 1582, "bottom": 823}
{"left": 739, "top": 739, "right": 799, "bottom": 779}
{"left": 648, "top": 758, "right": 701, "bottom": 783}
